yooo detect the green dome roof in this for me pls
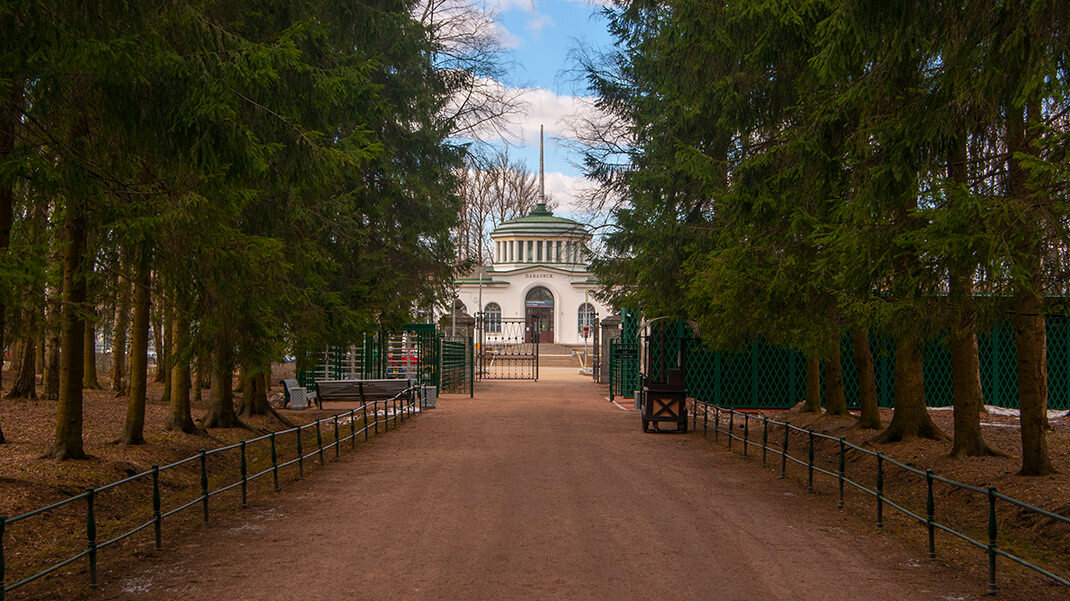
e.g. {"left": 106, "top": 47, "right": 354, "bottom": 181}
{"left": 491, "top": 203, "right": 589, "bottom": 238}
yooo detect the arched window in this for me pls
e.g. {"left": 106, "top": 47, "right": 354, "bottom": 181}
{"left": 578, "top": 302, "right": 596, "bottom": 335}
{"left": 484, "top": 302, "right": 502, "bottom": 333}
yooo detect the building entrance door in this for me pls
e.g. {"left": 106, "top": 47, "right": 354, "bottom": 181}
{"left": 524, "top": 286, "right": 554, "bottom": 344}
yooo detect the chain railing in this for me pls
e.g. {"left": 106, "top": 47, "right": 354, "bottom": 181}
{"left": 0, "top": 386, "right": 424, "bottom": 599}
{"left": 694, "top": 402, "right": 1070, "bottom": 594}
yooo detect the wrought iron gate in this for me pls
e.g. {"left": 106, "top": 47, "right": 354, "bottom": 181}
{"left": 476, "top": 314, "right": 538, "bottom": 380}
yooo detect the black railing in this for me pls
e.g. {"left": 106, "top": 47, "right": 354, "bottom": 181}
{"left": 697, "top": 403, "right": 1070, "bottom": 594}
{"left": 0, "top": 387, "right": 423, "bottom": 599}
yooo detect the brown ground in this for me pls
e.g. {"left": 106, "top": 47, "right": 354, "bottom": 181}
{"left": 2, "top": 364, "right": 1067, "bottom": 600}
{"left": 55, "top": 367, "right": 1052, "bottom": 601}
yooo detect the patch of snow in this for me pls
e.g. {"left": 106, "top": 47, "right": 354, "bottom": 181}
{"left": 120, "top": 576, "right": 153, "bottom": 594}
{"left": 932, "top": 405, "right": 1068, "bottom": 420}
{"left": 227, "top": 523, "right": 265, "bottom": 534}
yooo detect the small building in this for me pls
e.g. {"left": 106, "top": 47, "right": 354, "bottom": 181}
{"left": 452, "top": 202, "right": 611, "bottom": 346}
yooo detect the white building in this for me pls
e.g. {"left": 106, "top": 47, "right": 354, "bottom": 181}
{"left": 453, "top": 202, "right": 611, "bottom": 346}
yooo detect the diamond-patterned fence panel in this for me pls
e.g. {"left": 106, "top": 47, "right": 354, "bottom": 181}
{"left": 665, "top": 317, "right": 1070, "bottom": 411}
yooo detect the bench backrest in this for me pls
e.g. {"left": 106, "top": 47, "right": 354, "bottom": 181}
{"left": 315, "top": 379, "right": 413, "bottom": 403}
{"left": 280, "top": 379, "right": 308, "bottom": 409}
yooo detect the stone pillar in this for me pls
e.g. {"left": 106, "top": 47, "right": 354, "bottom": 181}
{"left": 599, "top": 314, "right": 622, "bottom": 383}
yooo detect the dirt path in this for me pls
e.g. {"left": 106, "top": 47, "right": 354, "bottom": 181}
{"left": 97, "top": 368, "right": 992, "bottom": 600}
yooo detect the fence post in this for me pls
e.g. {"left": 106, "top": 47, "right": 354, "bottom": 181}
{"left": 334, "top": 415, "right": 340, "bottom": 460}
{"left": 988, "top": 483, "right": 997, "bottom": 590}
{"left": 876, "top": 452, "right": 884, "bottom": 530}
{"left": 743, "top": 414, "right": 749, "bottom": 458}
{"left": 364, "top": 403, "right": 370, "bottom": 441}
{"left": 316, "top": 420, "right": 325, "bottom": 466}
{"left": 199, "top": 450, "right": 209, "bottom": 523}
{"left": 375, "top": 401, "right": 380, "bottom": 434}
{"left": 926, "top": 469, "right": 936, "bottom": 559}
{"left": 837, "top": 438, "right": 845, "bottom": 509}
{"left": 270, "top": 432, "right": 280, "bottom": 491}
{"left": 297, "top": 427, "right": 304, "bottom": 478}
{"left": 350, "top": 409, "right": 357, "bottom": 450}
{"left": 780, "top": 423, "right": 789, "bottom": 479}
{"left": 762, "top": 417, "right": 769, "bottom": 467}
{"left": 728, "top": 410, "right": 734, "bottom": 451}
{"left": 240, "top": 441, "right": 248, "bottom": 509}
{"left": 1, "top": 514, "right": 6, "bottom": 601}
{"left": 692, "top": 401, "right": 697, "bottom": 432}
{"left": 86, "top": 488, "right": 97, "bottom": 588}
{"left": 152, "top": 465, "right": 162, "bottom": 550}
{"left": 394, "top": 398, "right": 399, "bottom": 427}
{"left": 807, "top": 430, "right": 814, "bottom": 492}
{"left": 703, "top": 403, "right": 708, "bottom": 437}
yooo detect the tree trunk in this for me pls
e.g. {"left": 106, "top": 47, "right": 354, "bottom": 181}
{"left": 238, "top": 367, "right": 271, "bottom": 417}
{"left": 166, "top": 300, "right": 196, "bottom": 433}
{"left": 946, "top": 135, "right": 996, "bottom": 457}
{"left": 1014, "top": 287, "right": 1053, "bottom": 474}
{"left": 875, "top": 327, "right": 946, "bottom": 443}
{"left": 160, "top": 302, "right": 172, "bottom": 404}
{"left": 42, "top": 284, "right": 61, "bottom": 400}
{"left": 7, "top": 337, "right": 37, "bottom": 399}
{"left": 824, "top": 333, "right": 849, "bottom": 416}
{"left": 803, "top": 356, "right": 821, "bottom": 412}
{"left": 202, "top": 359, "right": 240, "bottom": 429}
{"left": 192, "top": 355, "right": 204, "bottom": 404}
{"left": 152, "top": 306, "right": 166, "bottom": 383}
{"left": 82, "top": 316, "right": 101, "bottom": 389}
{"left": 0, "top": 75, "right": 25, "bottom": 443}
{"left": 47, "top": 195, "right": 89, "bottom": 460}
{"left": 851, "top": 329, "right": 881, "bottom": 429}
{"left": 110, "top": 273, "right": 130, "bottom": 393}
{"left": 35, "top": 332, "right": 44, "bottom": 375}
{"left": 122, "top": 246, "right": 151, "bottom": 445}
{"left": 1007, "top": 102, "right": 1054, "bottom": 476}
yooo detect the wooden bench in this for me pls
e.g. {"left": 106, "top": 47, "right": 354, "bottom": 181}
{"left": 313, "top": 378, "right": 414, "bottom": 410}
{"left": 280, "top": 379, "right": 316, "bottom": 409}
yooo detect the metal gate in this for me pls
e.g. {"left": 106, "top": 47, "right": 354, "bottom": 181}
{"left": 476, "top": 314, "right": 538, "bottom": 380}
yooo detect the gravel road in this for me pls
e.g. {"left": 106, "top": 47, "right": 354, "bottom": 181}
{"left": 101, "top": 368, "right": 985, "bottom": 601}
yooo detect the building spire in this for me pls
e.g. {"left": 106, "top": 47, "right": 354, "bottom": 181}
{"left": 538, "top": 124, "right": 545, "bottom": 206}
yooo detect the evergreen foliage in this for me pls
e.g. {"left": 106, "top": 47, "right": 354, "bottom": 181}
{"left": 0, "top": 1, "right": 469, "bottom": 453}
{"left": 584, "top": 0, "right": 1069, "bottom": 473}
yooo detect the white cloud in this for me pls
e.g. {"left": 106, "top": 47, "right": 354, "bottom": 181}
{"left": 496, "top": 22, "right": 522, "bottom": 48}
{"left": 543, "top": 171, "right": 600, "bottom": 213}
{"left": 483, "top": 0, "right": 535, "bottom": 13}
{"left": 514, "top": 87, "right": 601, "bottom": 144}
{"left": 526, "top": 13, "right": 554, "bottom": 32}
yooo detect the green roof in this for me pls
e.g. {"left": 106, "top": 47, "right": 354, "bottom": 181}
{"left": 491, "top": 203, "right": 589, "bottom": 237}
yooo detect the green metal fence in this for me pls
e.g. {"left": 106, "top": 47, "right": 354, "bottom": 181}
{"left": 678, "top": 317, "right": 1070, "bottom": 410}
{"left": 608, "top": 309, "right": 641, "bottom": 400}
{"left": 298, "top": 324, "right": 473, "bottom": 394}
{"left": 697, "top": 404, "right": 1069, "bottom": 592}
{"left": 439, "top": 336, "right": 471, "bottom": 394}
{"left": 0, "top": 387, "right": 425, "bottom": 598}
{"left": 608, "top": 337, "right": 640, "bottom": 400}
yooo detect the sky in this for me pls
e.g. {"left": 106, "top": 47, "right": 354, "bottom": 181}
{"left": 464, "top": 0, "right": 615, "bottom": 218}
